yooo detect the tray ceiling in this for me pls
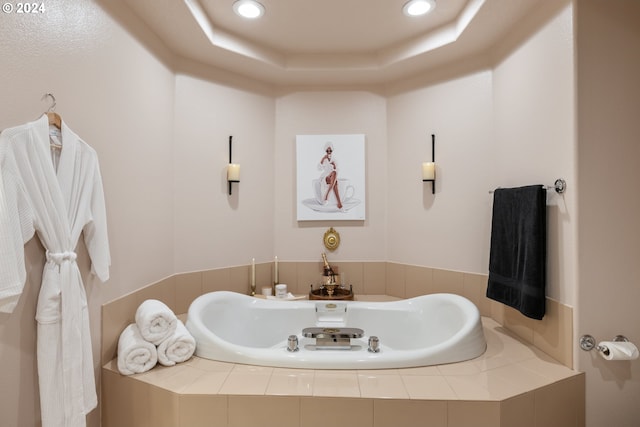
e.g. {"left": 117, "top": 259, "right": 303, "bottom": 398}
{"left": 108, "top": 0, "right": 544, "bottom": 87}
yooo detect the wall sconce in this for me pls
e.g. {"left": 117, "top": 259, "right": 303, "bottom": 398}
{"left": 227, "top": 135, "right": 240, "bottom": 195}
{"left": 422, "top": 134, "right": 436, "bottom": 194}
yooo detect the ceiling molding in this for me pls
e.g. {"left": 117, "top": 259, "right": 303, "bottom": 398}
{"left": 185, "top": 0, "right": 486, "bottom": 71}
{"left": 109, "top": 0, "right": 552, "bottom": 88}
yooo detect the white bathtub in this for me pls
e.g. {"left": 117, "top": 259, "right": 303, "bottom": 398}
{"left": 186, "top": 291, "right": 486, "bottom": 369}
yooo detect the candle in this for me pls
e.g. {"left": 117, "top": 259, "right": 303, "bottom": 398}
{"left": 274, "top": 256, "right": 278, "bottom": 284}
{"left": 227, "top": 164, "right": 240, "bottom": 181}
{"left": 251, "top": 258, "right": 255, "bottom": 287}
{"left": 422, "top": 162, "right": 435, "bottom": 180}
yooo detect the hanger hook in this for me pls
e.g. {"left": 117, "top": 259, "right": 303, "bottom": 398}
{"left": 41, "top": 93, "right": 57, "bottom": 112}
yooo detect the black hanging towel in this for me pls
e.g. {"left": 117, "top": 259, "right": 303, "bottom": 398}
{"left": 487, "top": 185, "right": 547, "bottom": 320}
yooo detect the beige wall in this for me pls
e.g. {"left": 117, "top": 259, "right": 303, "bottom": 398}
{"left": 385, "top": 3, "right": 577, "bottom": 301}
{"left": 0, "top": 1, "right": 176, "bottom": 426}
{"left": 492, "top": 4, "right": 577, "bottom": 306}
{"left": 274, "top": 91, "right": 389, "bottom": 261}
{"left": 173, "top": 74, "right": 276, "bottom": 272}
{"left": 387, "top": 71, "right": 494, "bottom": 272}
{"left": 575, "top": 1, "right": 640, "bottom": 426}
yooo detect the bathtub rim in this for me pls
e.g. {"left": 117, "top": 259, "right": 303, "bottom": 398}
{"left": 186, "top": 291, "right": 487, "bottom": 370}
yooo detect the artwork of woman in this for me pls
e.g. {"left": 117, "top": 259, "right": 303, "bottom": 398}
{"left": 296, "top": 134, "right": 365, "bottom": 221}
{"left": 318, "top": 142, "right": 343, "bottom": 209}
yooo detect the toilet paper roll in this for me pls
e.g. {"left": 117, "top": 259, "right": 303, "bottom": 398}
{"left": 598, "top": 341, "right": 639, "bottom": 361}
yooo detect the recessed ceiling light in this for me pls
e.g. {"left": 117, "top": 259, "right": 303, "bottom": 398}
{"left": 233, "top": 0, "right": 265, "bottom": 19}
{"left": 403, "top": 0, "right": 436, "bottom": 17}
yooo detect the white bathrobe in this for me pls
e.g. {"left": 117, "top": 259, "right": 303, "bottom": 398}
{"left": 0, "top": 115, "right": 110, "bottom": 427}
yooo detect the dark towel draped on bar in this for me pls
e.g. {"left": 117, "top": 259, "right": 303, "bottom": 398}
{"left": 486, "top": 185, "right": 547, "bottom": 320}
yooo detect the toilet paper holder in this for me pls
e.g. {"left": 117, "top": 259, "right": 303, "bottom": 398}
{"left": 579, "top": 334, "right": 629, "bottom": 355}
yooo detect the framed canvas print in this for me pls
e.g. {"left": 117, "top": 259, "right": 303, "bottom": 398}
{"left": 296, "top": 134, "right": 366, "bottom": 221}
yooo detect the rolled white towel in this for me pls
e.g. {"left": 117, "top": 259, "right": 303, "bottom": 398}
{"left": 135, "top": 299, "right": 177, "bottom": 345}
{"left": 117, "top": 324, "right": 158, "bottom": 375}
{"left": 157, "top": 319, "right": 196, "bottom": 366}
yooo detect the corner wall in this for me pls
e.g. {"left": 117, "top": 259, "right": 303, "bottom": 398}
{"left": 0, "top": 1, "right": 176, "bottom": 426}
{"left": 172, "top": 74, "right": 276, "bottom": 272}
{"left": 385, "top": 4, "right": 576, "bottom": 308}
{"left": 575, "top": 1, "right": 640, "bottom": 426}
{"left": 386, "top": 71, "right": 494, "bottom": 272}
{"left": 492, "top": 4, "right": 577, "bottom": 305}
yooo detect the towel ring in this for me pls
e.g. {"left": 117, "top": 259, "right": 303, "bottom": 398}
{"left": 489, "top": 178, "right": 566, "bottom": 194}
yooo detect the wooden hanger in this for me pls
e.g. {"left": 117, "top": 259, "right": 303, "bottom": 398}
{"left": 47, "top": 111, "right": 62, "bottom": 129}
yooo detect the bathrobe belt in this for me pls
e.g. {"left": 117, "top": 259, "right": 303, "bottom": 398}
{"left": 44, "top": 250, "right": 85, "bottom": 424}
{"left": 46, "top": 250, "right": 77, "bottom": 266}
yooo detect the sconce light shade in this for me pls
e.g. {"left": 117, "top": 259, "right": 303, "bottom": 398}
{"left": 422, "top": 162, "right": 435, "bottom": 180}
{"left": 422, "top": 134, "right": 436, "bottom": 194}
{"left": 227, "top": 164, "right": 240, "bottom": 181}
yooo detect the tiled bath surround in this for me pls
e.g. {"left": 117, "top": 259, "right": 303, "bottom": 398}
{"left": 101, "top": 262, "right": 582, "bottom": 426}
